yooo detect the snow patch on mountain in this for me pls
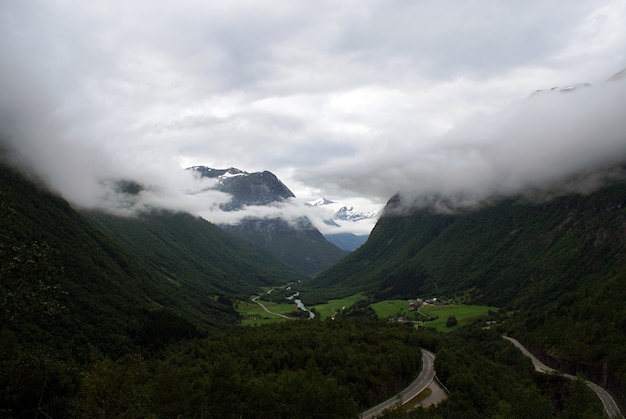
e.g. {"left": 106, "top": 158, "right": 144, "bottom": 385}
{"left": 305, "top": 197, "right": 381, "bottom": 237}
{"left": 186, "top": 166, "right": 381, "bottom": 237}
{"left": 306, "top": 197, "right": 379, "bottom": 222}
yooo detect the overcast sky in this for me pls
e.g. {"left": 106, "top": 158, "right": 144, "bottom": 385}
{"left": 1, "top": 0, "right": 626, "bottom": 233}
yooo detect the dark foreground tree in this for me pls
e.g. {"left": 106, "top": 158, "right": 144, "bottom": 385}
{"left": 446, "top": 315, "right": 458, "bottom": 327}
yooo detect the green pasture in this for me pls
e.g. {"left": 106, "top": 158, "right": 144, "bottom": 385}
{"left": 238, "top": 292, "right": 370, "bottom": 324}
{"left": 370, "top": 300, "right": 497, "bottom": 332}
{"left": 370, "top": 300, "right": 417, "bottom": 319}
{"left": 419, "top": 304, "right": 498, "bottom": 332}
{"left": 239, "top": 292, "right": 497, "bottom": 331}
{"left": 310, "top": 293, "right": 368, "bottom": 319}
{"left": 237, "top": 299, "right": 298, "bottom": 326}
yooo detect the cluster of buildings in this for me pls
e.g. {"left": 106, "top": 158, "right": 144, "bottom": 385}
{"left": 408, "top": 297, "right": 446, "bottom": 311}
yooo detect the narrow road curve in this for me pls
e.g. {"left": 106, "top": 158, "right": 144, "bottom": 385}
{"left": 360, "top": 348, "right": 437, "bottom": 419}
{"left": 251, "top": 296, "right": 296, "bottom": 320}
{"left": 503, "top": 336, "right": 624, "bottom": 419}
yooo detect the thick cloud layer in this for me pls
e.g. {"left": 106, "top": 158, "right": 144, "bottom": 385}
{"left": 307, "top": 78, "right": 626, "bottom": 213}
{"left": 1, "top": 0, "right": 625, "bottom": 229}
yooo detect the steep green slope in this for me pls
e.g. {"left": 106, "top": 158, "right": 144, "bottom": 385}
{"left": 305, "top": 175, "right": 626, "bottom": 408}
{"left": 1, "top": 164, "right": 165, "bottom": 355}
{"left": 82, "top": 211, "right": 303, "bottom": 296}
{"left": 223, "top": 217, "right": 348, "bottom": 276}
{"left": 307, "top": 178, "right": 626, "bottom": 307}
{"left": 0, "top": 162, "right": 299, "bottom": 355}
{"left": 302, "top": 200, "right": 456, "bottom": 302}
{"left": 505, "top": 269, "right": 626, "bottom": 409}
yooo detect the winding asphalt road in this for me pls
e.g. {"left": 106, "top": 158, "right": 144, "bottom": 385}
{"left": 360, "top": 348, "right": 437, "bottom": 419}
{"left": 503, "top": 336, "right": 624, "bottom": 419}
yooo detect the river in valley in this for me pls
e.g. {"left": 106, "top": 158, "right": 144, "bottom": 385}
{"left": 287, "top": 291, "right": 315, "bottom": 319}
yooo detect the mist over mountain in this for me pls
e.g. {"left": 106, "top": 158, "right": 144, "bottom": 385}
{"left": 189, "top": 166, "right": 294, "bottom": 210}
{"left": 307, "top": 197, "right": 379, "bottom": 223}
{"left": 3, "top": 3, "right": 626, "bottom": 416}
{"left": 299, "top": 68, "right": 626, "bottom": 214}
{"left": 189, "top": 166, "right": 348, "bottom": 274}
{"left": 1, "top": 68, "right": 624, "bottom": 234}
{"left": 0, "top": 161, "right": 301, "bottom": 347}
{"left": 305, "top": 197, "right": 378, "bottom": 250}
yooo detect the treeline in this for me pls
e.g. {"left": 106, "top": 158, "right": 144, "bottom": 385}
{"left": 2, "top": 316, "right": 606, "bottom": 418}
{"left": 2, "top": 319, "right": 426, "bottom": 418}
{"left": 151, "top": 320, "right": 425, "bottom": 418}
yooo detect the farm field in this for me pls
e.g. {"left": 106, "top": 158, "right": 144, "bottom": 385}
{"left": 370, "top": 299, "right": 417, "bottom": 319}
{"left": 371, "top": 300, "right": 497, "bottom": 332}
{"left": 237, "top": 299, "right": 298, "bottom": 326}
{"left": 238, "top": 292, "right": 369, "bottom": 324}
{"left": 418, "top": 304, "right": 498, "bottom": 331}
{"left": 310, "top": 293, "right": 368, "bottom": 319}
{"left": 238, "top": 292, "right": 497, "bottom": 331}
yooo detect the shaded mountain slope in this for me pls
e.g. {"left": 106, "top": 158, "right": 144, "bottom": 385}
{"left": 0, "top": 162, "right": 299, "bottom": 356}
{"left": 223, "top": 216, "right": 347, "bottom": 275}
{"left": 304, "top": 169, "right": 626, "bottom": 408}
{"left": 190, "top": 166, "right": 348, "bottom": 275}
{"left": 306, "top": 175, "right": 626, "bottom": 307}
{"left": 224, "top": 217, "right": 348, "bottom": 276}
{"left": 190, "top": 166, "right": 294, "bottom": 210}
{"left": 82, "top": 210, "right": 301, "bottom": 296}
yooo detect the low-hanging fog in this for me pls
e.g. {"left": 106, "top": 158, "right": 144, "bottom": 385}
{"left": 1, "top": 1, "right": 625, "bottom": 233}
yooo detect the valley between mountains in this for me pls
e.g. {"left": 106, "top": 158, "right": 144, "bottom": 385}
{"left": 3, "top": 157, "right": 626, "bottom": 418}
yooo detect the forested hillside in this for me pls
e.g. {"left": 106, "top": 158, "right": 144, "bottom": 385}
{"left": 307, "top": 174, "right": 626, "bottom": 306}
{"left": 0, "top": 161, "right": 301, "bottom": 352}
{"left": 223, "top": 217, "right": 348, "bottom": 275}
{"left": 304, "top": 168, "right": 626, "bottom": 410}
{"left": 83, "top": 211, "right": 302, "bottom": 299}
{"left": 0, "top": 161, "right": 308, "bottom": 415}
{"left": 0, "top": 160, "right": 344, "bottom": 358}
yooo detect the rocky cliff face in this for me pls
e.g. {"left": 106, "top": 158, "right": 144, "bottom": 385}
{"left": 189, "top": 166, "right": 294, "bottom": 210}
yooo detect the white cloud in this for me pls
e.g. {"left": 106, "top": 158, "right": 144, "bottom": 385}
{"left": 1, "top": 0, "right": 625, "bottom": 230}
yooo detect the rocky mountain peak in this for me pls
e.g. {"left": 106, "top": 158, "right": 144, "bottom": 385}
{"left": 188, "top": 166, "right": 294, "bottom": 210}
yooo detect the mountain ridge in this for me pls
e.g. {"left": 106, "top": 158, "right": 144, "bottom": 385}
{"left": 189, "top": 165, "right": 294, "bottom": 211}
{"left": 303, "top": 166, "right": 626, "bottom": 407}
{"left": 307, "top": 172, "right": 626, "bottom": 304}
{"left": 189, "top": 165, "right": 348, "bottom": 274}
{"left": 0, "top": 161, "right": 301, "bottom": 354}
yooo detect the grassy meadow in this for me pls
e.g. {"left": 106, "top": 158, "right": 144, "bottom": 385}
{"left": 310, "top": 293, "right": 368, "bottom": 319}
{"left": 370, "top": 299, "right": 497, "bottom": 332}
{"left": 419, "top": 304, "right": 498, "bottom": 331}
{"left": 237, "top": 299, "right": 298, "bottom": 326}
{"left": 238, "top": 292, "right": 497, "bottom": 331}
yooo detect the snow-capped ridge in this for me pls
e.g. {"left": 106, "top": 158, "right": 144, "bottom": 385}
{"left": 307, "top": 197, "right": 379, "bottom": 223}
{"left": 188, "top": 166, "right": 248, "bottom": 179}
{"left": 307, "top": 197, "right": 334, "bottom": 206}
